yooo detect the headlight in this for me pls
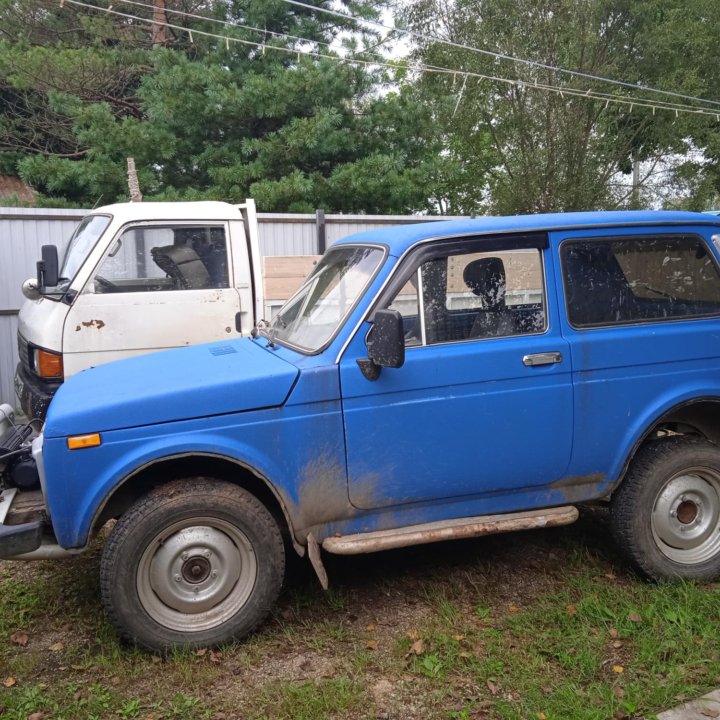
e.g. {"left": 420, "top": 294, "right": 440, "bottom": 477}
{"left": 34, "top": 348, "right": 63, "bottom": 379}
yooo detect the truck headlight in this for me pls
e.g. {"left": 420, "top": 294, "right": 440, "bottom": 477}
{"left": 34, "top": 348, "right": 63, "bottom": 379}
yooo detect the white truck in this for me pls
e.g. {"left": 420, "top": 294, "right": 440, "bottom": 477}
{"left": 14, "top": 200, "right": 266, "bottom": 420}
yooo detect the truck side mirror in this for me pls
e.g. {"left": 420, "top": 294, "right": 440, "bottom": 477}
{"left": 37, "top": 245, "right": 59, "bottom": 289}
{"left": 358, "top": 309, "right": 405, "bottom": 380}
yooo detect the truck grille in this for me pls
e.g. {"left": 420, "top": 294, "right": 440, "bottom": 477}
{"left": 17, "top": 334, "right": 30, "bottom": 370}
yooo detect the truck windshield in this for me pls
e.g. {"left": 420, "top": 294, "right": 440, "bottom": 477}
{"left": 56, "top": 214, "right": 112, "bottom": 293}
{"left": 270, "top": 245, "right": 385, "bottom": 353}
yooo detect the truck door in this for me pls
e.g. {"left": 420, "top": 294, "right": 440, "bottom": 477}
{"left": 63, "top": 221, "right": 242, "bottom": 376}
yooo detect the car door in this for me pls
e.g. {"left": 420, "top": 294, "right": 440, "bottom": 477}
{"left": 63, "top": 221, "right": 242, "bottom": 376}
{"left": 339, "top": 233, "right": 573, "bottom": 511}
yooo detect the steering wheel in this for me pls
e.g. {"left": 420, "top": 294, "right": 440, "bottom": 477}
{"left": 94, "top": 275, "right": 119, "bottom": 293}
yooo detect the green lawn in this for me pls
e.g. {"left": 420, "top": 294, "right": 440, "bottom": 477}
{"left": 1, "top": 510, "right": 718, "bottom": 719}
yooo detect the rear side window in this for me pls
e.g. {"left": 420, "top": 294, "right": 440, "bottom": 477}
{"left": 561, "top": 235, "right": 720, "bottom": 327}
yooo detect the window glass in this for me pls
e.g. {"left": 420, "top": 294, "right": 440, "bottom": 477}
{"left": 388, "top": 247, "right": 546, "bottom": 346}
{"left": 270, "top": 245, "right": 385, "bottom": 353}
{"left": 90, "top": 225, "right": 229, "bottom": 293}
{"left": 562, "top": 236, "right": 720, "bottom": 327}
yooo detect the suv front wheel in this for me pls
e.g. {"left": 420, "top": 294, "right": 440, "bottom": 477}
{"left": 100, "top": 478, "right": 285, "bottom": 651}
{"left": 611, "top": 437, "right": 720, "bottom": 581}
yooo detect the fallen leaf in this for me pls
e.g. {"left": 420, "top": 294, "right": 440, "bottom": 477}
{"left": 366, "top": 623, "right": 377, "bottom": 631}
{"left": 410, "top": 639, "right": 425, "bottom": 655}
{"left": 613, "top": 665, "right": 624, "bottom": 674}
{"left": 613, "top": 640, "right": 623, "bottom": 649}
{"left": 366, "top": 640, "right": 378, "bottom": 651}
{"left": 486, "top": 680, "right": 499, "bottom": 695}
{"left": 700, "top": 709, "right": 720, "bottom": 718}
{"left": 566, "top": 604, "right": 577, "bottom": 616}
{"left": 605, "top": 572, "right": 617, "bottom": 580}
{"left": 454, "top": 634, "right": 464, "bottom": 642}
{"left": 195, "top": 648, "right": 207, "bottom": 657}
{"left": 213, "top": 713, "right": 228, "bottom": 720}
{"left": 537, "top": 713, "right": 547, "bottom": 720}
{"left": 406, "top": 630, "right": 418, "bottom": 640}
{"left": 150, "top": 655, "right": 162, "bottom": 664}
{"left": 609, "top": 628, "right": 619, "bottom": 638}
{"left": 3, "top": 676, "right": 16, "bottom": 687}
{"left": 110, "top": 676, "right": 121, "bottom": 686}
{"left": 209, "top": 650, "right": 221, "bottom": 664}
{"left": 48, "top": 642, "right": 64, "bottom": 652}
{"left": 613, "top": 686, "right": 625, "bottom": 699}
{"left": 629, "top": 612, "right": 641, "bottom": 623}
{"left": 27, "top": 713, "right": 44, "bottom": 720}
{"left": 73, "top": 691, "right": 83, "bottom": 701}
{"left": 10, "top": 631, "right": 28, "bottom": 646}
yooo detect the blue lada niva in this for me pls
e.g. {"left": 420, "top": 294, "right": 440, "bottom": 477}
{"left": 2, "top": 210, "right": 720, "bottom": 651}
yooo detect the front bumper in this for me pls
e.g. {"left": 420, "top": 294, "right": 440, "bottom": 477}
{"left": 0, "top": 488, "right": 43, "bottom": 558}
{"left": 15, "top": 362, "right": 61, "bottom": 421}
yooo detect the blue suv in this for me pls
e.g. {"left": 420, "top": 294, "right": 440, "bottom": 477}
{"left": 2, "top": 210, "right": 720, "bottom": 651}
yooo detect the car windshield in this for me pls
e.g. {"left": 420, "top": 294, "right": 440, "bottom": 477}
{"left": 56, "top": 214, "right": 112, "bottom": 293}
{"left": 270, "top": 245, "right": 385, "bottom": 353}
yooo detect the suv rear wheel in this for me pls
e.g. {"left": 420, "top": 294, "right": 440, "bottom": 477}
{"left": 100, "top": 478, "right": 285, "bottom": 651}
{"left": 611, "top": 437, "right": 720, "bottom": 580}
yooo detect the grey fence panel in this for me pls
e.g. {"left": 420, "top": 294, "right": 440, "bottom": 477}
{"left": 0, "top": 315, "right": 18, "bottom": 408}
{"left": 257, "top": 217, "right": 317, "bottom": 256}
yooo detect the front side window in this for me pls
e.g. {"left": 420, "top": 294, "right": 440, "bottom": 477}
{"left": 387, "top": 247, "right": 546, "bottom": 346}
{"left": 58, "top": 214, "right": 112, "bottom": 292}
{"left": 270, "top": 245, "right": 385, "bottom": 353}
{"left": 89, "top": 225, "right": 229, "bottom": 294}
{"left": 562, "top": 235, "right": 720, "bottom": 327}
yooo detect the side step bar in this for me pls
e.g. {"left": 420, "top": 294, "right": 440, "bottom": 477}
{"left": 322, "top": 505, "right": 579, "bottom": 555}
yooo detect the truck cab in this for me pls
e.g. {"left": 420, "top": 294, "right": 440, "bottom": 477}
{"left": 15, "top": 201, "right": 262, "bottom": 419}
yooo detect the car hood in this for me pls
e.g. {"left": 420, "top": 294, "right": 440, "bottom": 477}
{"left": 44, "top": 339, "right": 299, "bottom": 437}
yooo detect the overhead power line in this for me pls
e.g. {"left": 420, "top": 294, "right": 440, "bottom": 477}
{"left": 57, "top": 0, "right": 720, "bottom": 119}
{"left": 277, "top": 0, "right": 720, "bottom": 111}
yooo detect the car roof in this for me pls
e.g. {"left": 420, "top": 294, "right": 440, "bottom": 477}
{"left": 332, "top": 210, "right": 720, "bottom": 256}
{"left": 92, "top": 201, "right": 241, "bottom": 222}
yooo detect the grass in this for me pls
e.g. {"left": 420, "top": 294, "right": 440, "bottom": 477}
{"left": 1, "top": 513, "right": 719, "bottom": 719}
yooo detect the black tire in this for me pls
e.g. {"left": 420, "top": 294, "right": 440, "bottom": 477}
{"left": 611, "top": 437, "right": 720, "bottom": 581}
{"left": 100, "top": 478, "right": 285, "bottom": 651}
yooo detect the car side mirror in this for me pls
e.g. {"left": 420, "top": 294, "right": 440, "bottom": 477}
{"left": 37, "top": 244, "right": 59, "bottom": 289}
{"left": 358, "top": 309, "right": 405, "bottom": 380}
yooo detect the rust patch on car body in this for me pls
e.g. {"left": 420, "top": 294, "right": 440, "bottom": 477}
{"left": 550, "top": 472, "right": 606, "bottom": 502}
{"left": 77, "top": 319, "right": 106, "bottom": 330}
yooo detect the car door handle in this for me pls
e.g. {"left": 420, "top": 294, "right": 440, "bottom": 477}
{"left": 523, "top": 351, "right": 563, "bottom": 367}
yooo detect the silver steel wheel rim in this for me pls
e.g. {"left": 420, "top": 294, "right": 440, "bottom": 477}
{"left": 137, "top": 517, "right": 257, "bottom": 633}
{"left": 651, "top": 468, "right": 720, "bottom": 565}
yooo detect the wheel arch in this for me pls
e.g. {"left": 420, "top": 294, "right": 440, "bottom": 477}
{"left": 614, "top": 397, "right": 720, "bottom": 494}
{"left": 91, "top": 452, "right": 304, "bottom": 556}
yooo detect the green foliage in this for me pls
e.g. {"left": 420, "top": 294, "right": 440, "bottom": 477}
{"left": 0, "top": 0, "right": 448, "bottom": 212}
{"left": 404, "top": 0, "right": 720, "bottom": 213}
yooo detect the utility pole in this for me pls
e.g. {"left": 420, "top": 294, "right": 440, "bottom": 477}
{"left": 127, "top": 158, "right": 143, "bottom": 202}
{"left": 151, "top": 0, "right": 167, "bottom": 48}
{"left": 631, "top": 155, "right": 641, "bottom": 208}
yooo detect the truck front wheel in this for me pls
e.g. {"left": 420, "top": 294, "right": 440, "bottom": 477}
{"left": 611, "top": 437, "right": 720, "bottom": 581}
{"left": 100, "top": 478, "right": 285, "bottom": 651}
